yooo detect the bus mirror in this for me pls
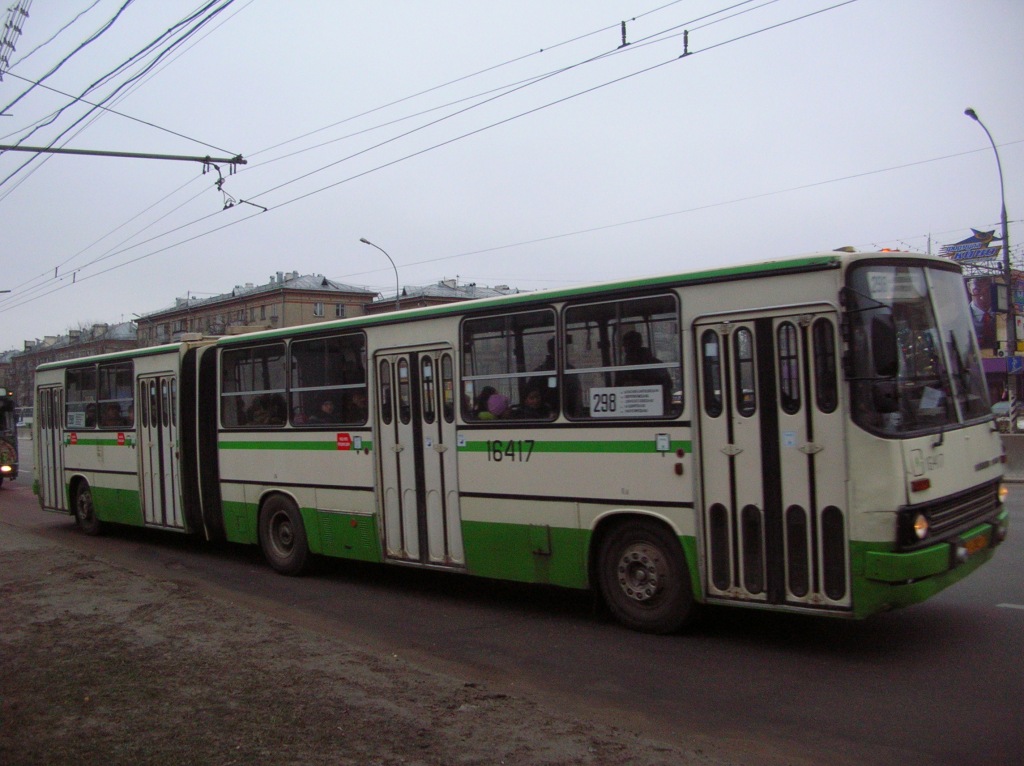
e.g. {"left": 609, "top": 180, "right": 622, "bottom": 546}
{"left": 871, "top": 315, "right": 898, "bottom": 377}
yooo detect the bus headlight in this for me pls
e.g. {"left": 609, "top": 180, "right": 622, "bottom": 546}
{"left": 912, "top": 513, "right": 929, "bottom": 540}
{"left": 898, "top": 509, "right": 931, "bottom": 548}
{"left": 0, "top": 465, "right": 11, "bottom": 474}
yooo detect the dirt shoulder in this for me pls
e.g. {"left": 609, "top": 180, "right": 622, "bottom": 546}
{"left": 0, "top": 522, "right": 735, "bottom": 766}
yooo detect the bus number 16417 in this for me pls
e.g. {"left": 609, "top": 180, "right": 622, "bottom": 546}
{"left": 487, "top": 439, "right": 535, "bottom": 462}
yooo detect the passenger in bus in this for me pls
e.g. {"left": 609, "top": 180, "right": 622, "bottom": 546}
{"left": 517, "top": 387, "right": 551, "bottom": 419}
{"left": 473, "top": 386, "right": 497, "bottom": 418}
{"left": 100, "top": 403, "right": 124, "bottom": 427}
{"left": 478, "top": 393, "right": 510, "bottom": 420}
{"left": 249, "top": 394, "right": 287, "bottom": 426}
{"left": 84, "top": 403, "right": 97, "bottom": 428}
{"left": 346, "top": 389, "right": 368, "bottom": 422}
{"left": 309, "top": 398, "right": 341, "bottom": 424}
{"left": 620, "top": 330, "right": 672, "bottom": 390}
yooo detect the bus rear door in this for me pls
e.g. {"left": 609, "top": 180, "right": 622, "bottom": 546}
{"left": 37, "top": 386, "right": 66, "bottom": 510}
{"left": 695, "top": 308, "right": 850, "bottom": 611}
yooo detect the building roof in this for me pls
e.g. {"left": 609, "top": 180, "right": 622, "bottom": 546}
{"left": 376, "top": 279, "right": 520, "bottom": 304}
{"left": 139, "top": 272, "right": 376, "bottom": 319}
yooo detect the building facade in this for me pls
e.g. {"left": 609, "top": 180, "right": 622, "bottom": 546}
{"left": 6, "top": 323, "right": 138, "bottom": 416}
{"left": 135, "top": 272, "right": 378, "bottom": 346}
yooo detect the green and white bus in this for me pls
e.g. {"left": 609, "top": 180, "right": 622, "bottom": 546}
{"left": 35, "top": 251, "right": 1009, "bottom": 632}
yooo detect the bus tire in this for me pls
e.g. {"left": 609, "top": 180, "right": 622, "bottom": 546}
{"left": 598, "top": 519, "right": 694, "bottom": 634}
{"left": 258, "top": 495, "right": 309, "bottom": 576}
{"left": 74, "top": 481, "right": 103, "bottom": 536}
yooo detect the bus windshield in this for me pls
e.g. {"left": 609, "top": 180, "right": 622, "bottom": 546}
{"left": 846, "top": 261, "right": 990, "bottom": 436}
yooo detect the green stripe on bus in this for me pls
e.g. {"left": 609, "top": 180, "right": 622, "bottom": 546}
{"left": 219, "top": 440, "right": 374, "bottom": 451}
{"left": 459, "top": 439, "right": 692, "bottom": 454}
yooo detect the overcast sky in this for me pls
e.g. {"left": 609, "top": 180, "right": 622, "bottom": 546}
{"left": 1, "top": 0, "right": 1021, "bottom": 352}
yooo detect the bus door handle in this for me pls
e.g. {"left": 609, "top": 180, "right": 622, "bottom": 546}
{"left": 721, "top": 444, "right": 742, "bottom": 456}
{"left": 798, "top": 443, "right": 824, "bottom": 455}
{"left": 391, "top": 444, "right": 404, "bottom": 453}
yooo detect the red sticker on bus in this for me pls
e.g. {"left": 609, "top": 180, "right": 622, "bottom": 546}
{"left": 336, "top": 433, "right": 352, "bottom": 450}
{"left": 117, "top": 433, "right": 125, "bottom": 446}
{"left": 69, "top": 433, "right": 77, "bottom": 445}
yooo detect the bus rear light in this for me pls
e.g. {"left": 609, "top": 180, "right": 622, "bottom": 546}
{"left": 911, "top": 478, "right": 930, "bottom": 493}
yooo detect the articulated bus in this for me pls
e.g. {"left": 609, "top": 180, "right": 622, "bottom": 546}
{"left": 35, "top": 251, "right": 1009, "bottom": 632}
{"left": 0, "top": 387, "right": 16, "bottom": 487}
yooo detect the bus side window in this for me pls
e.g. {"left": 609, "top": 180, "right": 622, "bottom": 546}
{"left": 220, "top": 343, "right": 287, "bottom": 428}
{"left": 701, "top": 330, "right": 723, "bottom": 417}
{"left": 564, "top": 294, "right": 682, "bottom": 419}
{"left": 813, "top": 319, "right": 838, "bottom": 413}
{"left": 734, "top": 327, "right": 756, "bottom": 417}
{"left": 66, "top": 365, "right": 97, "bottom": 429}
{"left": 460, "top": 309, "right": 557, "bottom": 422}
{"left": 777, "top": 322, "right": 800, "bottom": 415}
{"left": 441, "top": 354, "right": 455, "bottom": 423}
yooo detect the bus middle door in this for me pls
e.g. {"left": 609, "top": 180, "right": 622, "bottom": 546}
{"left": 138, "top": 375, "right": 184, "bottom": 529}
{"left": 376, "top": 348, "right": 464, "bottom": 567}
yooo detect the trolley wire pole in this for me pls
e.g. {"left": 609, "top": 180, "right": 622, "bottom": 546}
{"left": 965, "top": 107, "right": 1015, "bottom": 400}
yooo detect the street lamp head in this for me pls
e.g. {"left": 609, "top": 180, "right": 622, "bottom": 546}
{"left": 964, "top": 107, "right": 979, "bottom": 121}
{"left": 359, "top": 237, "right": 370, "bottom": 244}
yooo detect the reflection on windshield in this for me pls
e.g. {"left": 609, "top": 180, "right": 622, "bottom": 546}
{"left": 847, "top": 262, "right": 990, "bottom": 436}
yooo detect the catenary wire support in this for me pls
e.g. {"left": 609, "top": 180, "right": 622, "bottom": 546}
{"left": 619, "top": 21, "right": 629, "bottom": 48}
{"left": 680, "top": 30, "right": 690, "bottom": 57}
{"left": 0, "top": 144, "right": 246, "bottom": 168}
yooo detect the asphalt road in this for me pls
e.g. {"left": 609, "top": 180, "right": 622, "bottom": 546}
{"left": 3, "top": 436, "right": 1022, "bottom": 765}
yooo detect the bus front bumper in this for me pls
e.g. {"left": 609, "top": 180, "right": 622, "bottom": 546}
{"left": 864, "top": 513, "right": 1008, "bottom": 583}
{"left": 852, "top": 511, "right": 1008, "bottom": 616}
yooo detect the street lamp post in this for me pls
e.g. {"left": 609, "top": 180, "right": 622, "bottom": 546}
{"left": 359, "top": 238, "right": 401, "bottom": 312}
{"left": 965, "top": 107, "right": 1014, "bottom": 401}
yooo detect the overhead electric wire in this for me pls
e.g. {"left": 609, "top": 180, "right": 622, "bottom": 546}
{"left": 0, "top": 0, "right": 136, "bottom": 121}
{"left": 1, "top": 0, "right": 870, "bottom": 312}
{"left": 6, "top": 0, "right": 103, "bottom": 70}
{"left": 251, "top": 0, "right": 691, "bottom": 162}
{"left": 0, "top": 0, "right": 237, "bottom": 195}
{"left": 0, "top": 0, "right": 247, "bottom": 298}
{"left": 15, "top": 0, "right": 748, "bottom": 297}
{"left": 1, "top": 70, "right": 235, "bottom": 154}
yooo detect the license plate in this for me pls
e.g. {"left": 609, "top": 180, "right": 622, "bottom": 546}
{"left": 964, "top": 532, "right": 991, "bottom": 556}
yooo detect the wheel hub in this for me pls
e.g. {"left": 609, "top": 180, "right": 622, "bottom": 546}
{"left": 617, "top": 543, "right": 664, "bottom": 603}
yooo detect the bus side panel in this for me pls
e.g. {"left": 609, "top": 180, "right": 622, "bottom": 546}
{"left": 65, "top": 437, "right": 143, "bottom": 526}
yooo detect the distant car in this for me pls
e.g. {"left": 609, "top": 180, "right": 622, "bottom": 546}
{"left": 991, "top": 401, "right": 1020, "bottom": 433}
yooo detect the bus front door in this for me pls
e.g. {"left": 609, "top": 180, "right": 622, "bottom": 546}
{"left": 696, "top": 310, "right": 851, "bottom": 611}
{"left": 138, "top": 375, "right": 184, "bottom": 529}
{"left": 37, "top": 386, "right": 67, "bottom": 511}
{"left": 375, "top": 348, "right": 464, "bottom": 567}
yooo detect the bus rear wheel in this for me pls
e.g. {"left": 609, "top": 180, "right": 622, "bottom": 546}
{"left": 259, "top": 495, "right": 310, "bottom": 576}
{"left": 74, "top": 482, "right": 103, "bottom": 536}
{"left": 598, "top": 519, "right": 695, "bottom": 634}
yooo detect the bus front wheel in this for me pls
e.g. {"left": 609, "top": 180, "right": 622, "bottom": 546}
{"left": 258, "top": 496, "right": 310, "bottom": 576}
{"left": 74, "top": 482, "right": 103, "bottom": 536}
{"left": 598, "top": 519, "right": 695, "bottom": 634}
